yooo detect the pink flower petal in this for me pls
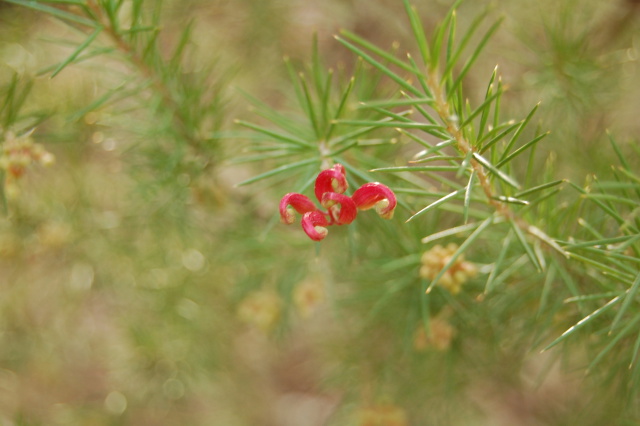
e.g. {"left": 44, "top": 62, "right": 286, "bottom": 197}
{"left": 301, "top": 211, "right": 330, "bottom": 241}
{"left": 279, "top": 193, "right": 318, "bottom": 224}
{"left": 321, "top": 192, "right": 357, "bottom": 225}
{"left": 351, "top": 182, "right": 397, "bottom": 219}
{"left": 314, "top": 164, "right": 348, "bottom": 202}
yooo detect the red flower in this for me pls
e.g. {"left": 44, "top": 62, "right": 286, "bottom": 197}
{"left": 314, "top": 163, "right": 348, "bottom": 201}
{"left": 280, "top": 193, "right": 317, "bottom": 225}
{"left": 321, "top": 192, "right": 357, "bottom": 225}
{"left": 279, "top": 164, "right": 396, "bottom": 241}
{"left": 352, "top": 182, "right": 397, "bottom": 219}
{"left": 301, "top": 211, "right": 330, "bottom": 241}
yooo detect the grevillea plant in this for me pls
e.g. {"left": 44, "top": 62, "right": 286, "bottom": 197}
{"left": 237, "top": 0, "right": 640, "bottom": 421}
{"left": 279, "top": 163, "right": 396, "bottom": 240}
{"left": 3, "top": 0, "right": 640, "bottom": 425}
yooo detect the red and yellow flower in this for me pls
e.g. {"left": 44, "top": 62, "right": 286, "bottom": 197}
{"left": 279, "top": 164, "right": 396, "bottom": 241}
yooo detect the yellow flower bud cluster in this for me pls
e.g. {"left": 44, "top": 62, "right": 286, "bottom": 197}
{"left": 293, "top": 278, "right": 325, "bottom": 318}
{"left": 413, "top": 317, "right": 456, "bottom": 352}
{"left": 419, "top": 243, "right": 477, "bottom": 294}
{"left": 0, "top": 130, "right": 55, "bottom": 198}
{"left": 237, "top": 290, "right": 282, "bottom": 333}
{"left": 37, "top": 221, "right": 72, "bottom": 249}
{"left": 356, "top": 403, "right": 408, "bottom": 426}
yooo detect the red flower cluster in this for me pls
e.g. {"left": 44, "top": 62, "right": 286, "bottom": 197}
{"left": 279, "top": 164, "right": 397, "bottom": 241}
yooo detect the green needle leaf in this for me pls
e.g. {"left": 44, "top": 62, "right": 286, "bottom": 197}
{"left": 607, "top": 130, "right": 631, "bottom": 171}
{"left": 372, "top": 165, "right": 460, "bottom": 173}
{"left": 463, "top": 170, "right": 475, "bottom": 223}
{"left": 335, "top": 35, "right": 423, "bottom": 98}
{"left": 478, "top": 120, "right": 519, "bottom": 154}
{"left": 338, "top": 30, "right": 419, "bottom": 76}
{"left": 407, "top": 188, "right": 466, "bottom": 222}
{"left": 426, "top": 216, "right": 493, "bottom": 294}
{"left": 235, "top": 158, "right": 319, "bottom": 187}
{"left": 478, "top": 66, "right": 498, "bottom": 140}
{"left": 51, "top": 26, "right": 103, "bottom": 78}
{"left": 443, "top": 9, "right": 490, "bottom": 78}
{"left": 496, "top": 131, "right": 549, "bottom": 168}
{"left": 610, "top": 272, "right": 640, "bottom": 334}
{"left": 326, "top": 140, "right": 358, "bottom": 157}
{"left": 536, "top": 263, "right": 557, "bottom": 317}
{"left": 460, "top": 89, "right": 503, "bottom": 129}
{"left": 409, "top": 155, "right": 461, "bottom": 164}
{"left": 325, "top": 76, "right": 353, "bottom": 141}
{"left": 421, "top": 221, "right": 483, "bottom": 244}
{"left": 485, "top": 230, "right": 513, "bottom": 294}
{"left": 588, "top": 314, "right": 640, "bottom": 374}
{"left": 6, "top": 0, "right": 98, "bottom": 27}
{"left": 298, "top": 73, "right": 321, "bottom": 139}
{"left": 431, "top": 1, "right": 462, "bottom": 71}
{"left": 543, "top": 295, "right": 623, "bottom": 352}
{"left": 567, "top": 251, "right": 635, "bottom": 280}
{"left": 449, "top": 18, "right": 503, "bottom": 95}
{"left": 499, "top": 102, "right": 540, "bottom": 163}
{"left": 527, "top": 225, "right": 568, "bottom": 258}
{"left": 510, "top": 219, "right": 543, "bottom": 272}
{"left": 234, "top": 120, "right": 314, "bottom": 149}
{"left": 329, "top": 117, "right": 397, "bottom": 147}
{"left": 472, "top": 152, "right": 520, "bottom": 189}
{"left": 515, "top": 180, "right": 565, "bottom": 198}
{"left": 630, "top": 327, "right": 640, "bottom": 368}
{"left": 358, "top": 98, "right": 434, "bottom": 109}
{"left": 403, "top": 0, "right": 431, "bottom": 66}
{"left": 335, "top": 119, "right": 441, "bottom": 131}
{"left": 284, "top": 56, "right": 307, "bottom": 118}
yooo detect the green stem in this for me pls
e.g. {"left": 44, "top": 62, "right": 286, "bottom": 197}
{"left": 84, "top": 0, "right": 207, "bottom": 161}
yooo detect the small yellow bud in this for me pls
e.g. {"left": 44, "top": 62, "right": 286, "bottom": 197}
{"left": 438, "top": 270, "right": 455, "bottom": 289}
{"left": 237, "top": 290, "right": 282, "bottom": 332}
{"left": 453, "top": 270, "right": 468, "bottom": 285}
{"left": 419, "top": 243, "right": 478, "bottom": 294}
{"left": 414, "top": 317, "right": 456, "bottom": 352}
{"left": 419, "top": 265, "right": 433, "bottom": 280}
{"left": 293, "top": 279, "right": 325, "bottom": 318}
{"left": 1, "top": 130, "right": 54, "bottom": 184}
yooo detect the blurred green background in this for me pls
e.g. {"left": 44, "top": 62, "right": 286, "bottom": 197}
{"left": 0, "top": 0, "right": 639, "bottom": 425}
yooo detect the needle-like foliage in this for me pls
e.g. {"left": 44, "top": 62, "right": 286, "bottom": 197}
{"left": 2, "top": 0, "right": 640, "bottom": 424}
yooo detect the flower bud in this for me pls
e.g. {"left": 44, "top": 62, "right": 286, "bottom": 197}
{"left": 414, "top": 317, "right": 455, "bottom": 352}
{"left": 237, "top": 290, "right": 282, "bottom": 332}
{"left": 293, "top": 279, "right": 325, "bottom": 318}
{"left": 419, "top": 243, "right": 477, "bottom": 295}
